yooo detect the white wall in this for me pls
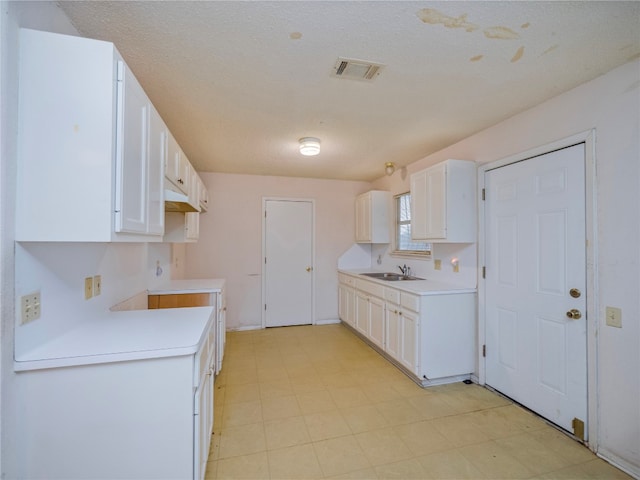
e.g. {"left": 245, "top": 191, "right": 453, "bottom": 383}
{"left": 372, "top": 60, "right": 640, "bottom": 476}
{"left": 185, "top": 173, "right": 370, "bottom": 330}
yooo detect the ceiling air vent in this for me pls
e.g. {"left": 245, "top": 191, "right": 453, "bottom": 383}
{"left": 332, "top": 57, "right": 385, "bottom": 82}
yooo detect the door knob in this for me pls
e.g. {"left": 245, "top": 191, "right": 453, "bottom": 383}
{"left": 306, "top": 266, "right": 313, "bottom": 272}
{"left": 566, "top": 309, "right": 582, "bottom": 320}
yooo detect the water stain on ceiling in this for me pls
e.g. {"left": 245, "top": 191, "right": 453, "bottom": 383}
{"left": 57, "top": 1, "right": 640, "bottom": 181}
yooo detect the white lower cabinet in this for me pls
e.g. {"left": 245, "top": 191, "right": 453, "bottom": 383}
{"left": 16, "top": 319, "right": 216, "bottom": 480}
{"left": 355, "top": 291, "right": 369, "bottom": 336}
{"left": 368, "top": 296, "right": 385, "bottom": 349}
{"left": 338, "top": 284, "right": 356, "bottom": 328}
{"left": 399, "top": 309, "right": 420, "bottom": 376}
{"left": 339, "top": 273, "right": 475, "bottom": 386}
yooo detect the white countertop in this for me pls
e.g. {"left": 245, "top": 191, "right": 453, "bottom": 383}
{"left": 15, "top": 278, "right": 227, "bottom": 371}
{"left": 339, "top": 269, "right": 477, "bottom": 295}
{"left": 148, "top": 278, "right": 225, "bottom": 295}
{"left": 15, "top": 304, "right": 218, "bottom": 372}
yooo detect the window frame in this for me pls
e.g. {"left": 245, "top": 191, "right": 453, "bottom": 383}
{"left": 391, "top": 192, "right": 431, "bottom": 258}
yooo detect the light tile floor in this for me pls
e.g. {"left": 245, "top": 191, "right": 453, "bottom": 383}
{"left": 206, "top": 324, "right": 631, "bottom": 479}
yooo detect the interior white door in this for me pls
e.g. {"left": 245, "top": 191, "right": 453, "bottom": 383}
{"left": 264, "top": 200, "right": 313, "bottom": 327}
{"left": 484, "top": 143, "right": 587, "bottom": 437}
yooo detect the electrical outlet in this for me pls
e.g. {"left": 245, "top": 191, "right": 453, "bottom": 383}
{"left": 605, "top": 306, "right": 622, "bottom": 328}
{"left": 84, "top": 277, "right": 93, "bottom": 300}
{"left": 21, "top": 292, "right": 41, "bottom": 324}
{"left": 434, "top": 259, "right": 441, "bottom": 270}
{"left": 93, "top": 275, "right": 102, "bottom": 296}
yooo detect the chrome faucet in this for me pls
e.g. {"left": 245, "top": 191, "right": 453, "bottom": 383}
{"left": 398, "top": 264, "right": 411, "bottom": 276}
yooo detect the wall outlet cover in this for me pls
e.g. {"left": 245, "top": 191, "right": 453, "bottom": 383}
{"left": 21, "top": 292, "right": 41, "bottom": 324}
{"left": 84, "top": 277, "right": 93, "bottom": 300}
{"left": 93, "top": 275, "right": 101, "bottom": 296}
{"left": 605, "top": 306, "right": 622, "bottom": 328}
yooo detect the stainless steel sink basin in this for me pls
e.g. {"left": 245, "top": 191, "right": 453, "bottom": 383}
{"left": 362, "top": 272, "right": 424, "bottom": 281}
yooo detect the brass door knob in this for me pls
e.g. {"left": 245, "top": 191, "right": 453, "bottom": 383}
{"left": 566, "top": 309, "right": 582, "bottom": 320}
{"left": 306, "top": 266, "right": 313, "bottom": 272}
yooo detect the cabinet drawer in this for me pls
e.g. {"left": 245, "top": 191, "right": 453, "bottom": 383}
{"left": 339, "top": 273, "right": 356, "bottom": 287}
{"left": 400, "top": 292, "right": 420, "bottom": 312}
{"left": 356, "top": 278, "right": 384, "bottom": 298}
{"left": 383, "top": 287, "right": 400, "bottom": 304}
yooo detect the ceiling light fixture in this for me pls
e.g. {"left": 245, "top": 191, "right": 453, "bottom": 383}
{"left": 299, "top": 137, "right": 320, "bottom": 156}
{"left": 385, "top": 162, "right": 396, "bottom": 176}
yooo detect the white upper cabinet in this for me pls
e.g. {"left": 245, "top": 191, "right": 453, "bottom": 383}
{"left": 410, "top": 159, "right": 476, "bottom": 243}
{"left": 198, "top": 176, "right": 209, "bottom": 212}
{"left": 16, "top": 29, "right": 164, "bottom": 242}
{"left": 355, "top": 190, "right": 390, "bottom": 243}
{"left": 165, "top": 133, "right": 191, "bottom": 196}
{"left": 146, "top": 107, "right": 167, "bottom": 236}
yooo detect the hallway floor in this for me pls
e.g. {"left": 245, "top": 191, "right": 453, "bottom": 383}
{"left": 206, "top": 324, "right": 630, "bottom": 479}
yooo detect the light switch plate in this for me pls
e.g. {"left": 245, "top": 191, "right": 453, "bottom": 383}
{"left": 605, "top": 306, "right": 622, "bottom": 328}
{"left": 93, "top": 275, "right": 102, "bottom": 296}
{"left": 434, "top": 259, "right": 441, "bottom": 270}
{"left": 84, "top": 277, "right": 93, "bottom": 300}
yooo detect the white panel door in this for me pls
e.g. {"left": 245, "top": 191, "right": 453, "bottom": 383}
{"left": 485, "top": 143, "right": 587, "bottom": 436}
{"left": 264, "top": 200, "right": 313, "bottom": 327}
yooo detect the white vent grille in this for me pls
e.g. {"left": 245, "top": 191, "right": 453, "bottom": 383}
{"left": 332, "top": 58, "right": 385, "bottom": 81}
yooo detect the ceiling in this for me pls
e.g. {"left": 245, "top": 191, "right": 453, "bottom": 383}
{"left": 58, "top": 1, "right": 640, "bottom": 181}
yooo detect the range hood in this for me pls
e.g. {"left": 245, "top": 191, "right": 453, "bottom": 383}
{"left": 164, "top": 189, "right": 198, "bottom": 213}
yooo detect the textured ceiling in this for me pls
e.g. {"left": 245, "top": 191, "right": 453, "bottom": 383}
{"left": 58, "top": 1, "right": 640, "bottom": 181}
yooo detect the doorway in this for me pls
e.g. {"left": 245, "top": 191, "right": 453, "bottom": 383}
{"left": 483, "top": 143, "right": 588, "bottom": 438}
{"left": 262, "top": 198, "right": 314, "bottom": 327}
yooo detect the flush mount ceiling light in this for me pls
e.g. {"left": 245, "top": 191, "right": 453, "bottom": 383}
{"left": 299, "top": 137, "right": 320, "bottom": 156}
{"left": 385, "top": 162, "right": 396, "bottom": 176}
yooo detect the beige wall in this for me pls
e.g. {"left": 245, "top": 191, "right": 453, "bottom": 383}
{"left": 372, "top": 59, "right": 640, "bottom": 476}
{"left": 185, "top": 173, "right": 370, "bottom": 330}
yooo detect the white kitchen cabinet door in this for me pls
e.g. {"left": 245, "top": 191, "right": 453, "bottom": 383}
{"left": 164, "top": 211, "right": 200, "bottom": 243}
{"left": 411, "top": 159, "right": 476, "bottom": 243}
{"left": 185, "top": 212, "right": 200, "bottom": 241}
{"left": 338, "top": 284, "right": 350, "bottom": 323}
{"left": 339, "top": 284, "right": 356, "bottom": 327}
{"left": 146, "top": 106, "right": 166, "bottom": 235}
{"left": 399, "top": 310, "right": 420, "bottom": 376}
{"left": 188, "top": 165, "right": 201, "bottom": 210}
{"left": 199, "top": 176, "right": 209, "bottom": 212}
{"left": 355, "top": 191, "right": 390, "bottom": 243}
{"left": 355, "top": 291, "right": 369, "bottom": 336}
{"left": 115, "top": 62, "right": 148, "bottom": 234}
{"left": 216, "top": 289, "right": 226, "bottom": 374}
{"left": 369, "top": 296, "right": 385, "bottom": 349}
{"left": 166, "top": 133, "right": 190, "bottom": 195}
{"left": 355, "top": 194, "right": 370, "bottom": 242}
{"left": 194, "top": 364, "right": 214, "bottom": 480}
{"left": 385, "top": 303, "right": 401, "bottom": 361}
{"left": 16, "top": 29, "right": 164, "bottom": 242}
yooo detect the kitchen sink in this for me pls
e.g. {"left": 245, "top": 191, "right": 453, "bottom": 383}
{"left": 362, "top": 272, "right": 424, "bottom": 281}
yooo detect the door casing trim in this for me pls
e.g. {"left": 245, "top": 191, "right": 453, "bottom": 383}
{"left": 477, "top": 129, "right": 598, "bottom": 449}
{"left": 261, "top": 197, "right": 316, "bottom": 329}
